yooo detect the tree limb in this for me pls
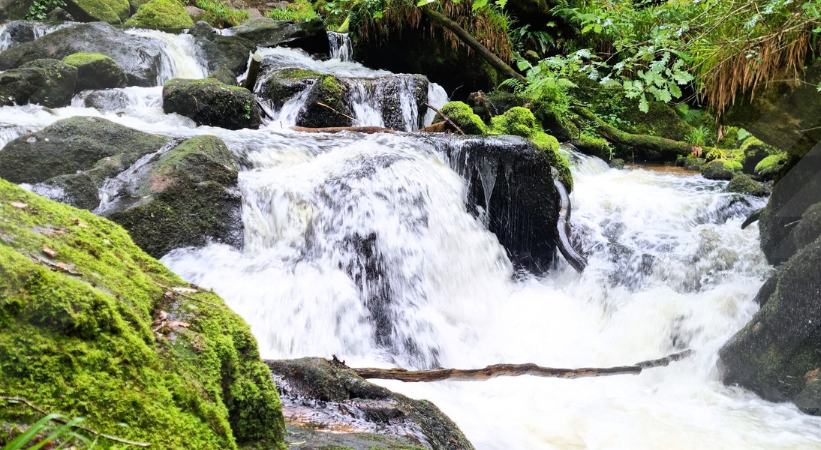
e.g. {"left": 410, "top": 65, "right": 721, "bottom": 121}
{"left": 424, "top": 103, "right": 465, "bottom": 135}
{"left": 422, "top": 8, "right": 526, "bottom": 82}
{"left": 349, "top": 349, "right": 693, "bottom": 382}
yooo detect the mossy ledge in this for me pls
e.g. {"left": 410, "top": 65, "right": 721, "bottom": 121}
{"left": 0, "top": 178, "right": 285, "bottom": 449}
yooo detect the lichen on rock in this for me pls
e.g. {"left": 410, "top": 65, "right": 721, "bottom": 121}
{"left": 0, "top": 178, "right": 285, "bottom": 449}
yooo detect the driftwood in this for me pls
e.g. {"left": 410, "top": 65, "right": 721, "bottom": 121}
{"left": 424, "top": 103, "right": 465, "bottom": 135}
{"left": 423, "top": 8, "right": 526, "bottom": 83}
{"left": 553, "top": 179, "right": 587, "bottom": 273}
{"left": 0, "top": 396, "right": 151, "bottom": 447}
{"left": 244, "top": 52, "right": 263, "bottom": 91}
{"left": 348, "top": 349, "right": 693, "bottom": 382}
{"left": 292, "top": 126, "right": 395, "bottom": 134}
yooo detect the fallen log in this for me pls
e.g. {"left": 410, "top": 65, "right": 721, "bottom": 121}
{"left": 553, "top": 179, "right": 587, "bottom": 273}
{"left": 292, "top": 125, "right": 395, "bottom": 133}
{"left": 347, "top": 349, "right": 693, "bottom": 382}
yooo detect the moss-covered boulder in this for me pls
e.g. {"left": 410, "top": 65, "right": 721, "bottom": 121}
{"left": 437, "top": 101, "right": 488, "bottom": 135}
{"left": 0, "top": 23, "right": 166, "bottom": 86}
{"left": 725, "top": 174, "right": 769, "bottom": 197}
{"left": 63, "top": 52, "right": 128, "bottom": 91}
{"left": 64, "top": 0, "right": 130, "bottom": 23}
{"left": 754, "top": 153, "right": 789, "bottom": 181}
{"left": 488, "top": 107, "right": 572, "bottom": 190}
{"left": 702, "top": 159, "right": 741, "bottom": 180}
{"left": 0, "top": 117, "right": 169, "bottom": 206}
{"left": 0, "top": 178, "right": 285, "bottom": 449}
{"left": 126, "top": 0, "right": 195, "bottom": 32}
{"left": 108, "top": 135, "right": 243, "bottom": 257}
{"left": 163, "top": 78, "right": 261, "bottom": 130}
{"left": 739, "top": 137, "right": 777, "bottom": 174}
{"left": 0, "top": 59, "right": 77, "bottom": 108}
{"left": 269, "top": 358, "right": 473, "bottom": 449}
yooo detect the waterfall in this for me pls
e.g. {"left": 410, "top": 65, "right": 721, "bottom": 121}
{"left": 328, "top": 31, "right": 353, "bottom": 62}
{"left": 0, "top": 24, "right": 10, "bottom": 52}
{"left": 423, "top": 83, "right": 448, "bottom": 127}
{"left": 3, "top": 27, "right": 821, "bottom": 450}
{"left": 125, "top": 29, "right": 208, "bottom": 83}
{"left": 0, "top": 21, "right": 70, "bottom": 52}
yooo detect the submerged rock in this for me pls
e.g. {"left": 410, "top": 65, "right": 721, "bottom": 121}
{"left": 63, "top": 51, "right": 128, "bottom": 91}
{"left": 702, "top": 159, "right": 740, "bottom": 180}
{"left": 0, "top": 22, "right": 166, "bottom": 86}
{"left": 109, "top": 135, "right": 243, "bottom": 257}
{"left": 0, "top": 178, "right": 286, "bottom": 449}
{"left": 268, "top": 357, "right": 474, "bottom": 450}
{"left": 163, "top": 78, "right": 261, "bottom": 130}
{"left": 0, "top": 58, "right": 77, "bottom": 107}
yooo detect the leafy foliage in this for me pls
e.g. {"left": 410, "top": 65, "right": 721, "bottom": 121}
{"left": 266, "top": 0, "right": 319, "bottom": 22}
{"left": 191, "top": 0, "right": 249, "bottom": 27}
{"left": 25, "top": 0, "right": 66, "bottom": 21}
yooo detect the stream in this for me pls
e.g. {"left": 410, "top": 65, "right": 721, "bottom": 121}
{"left": 2, "top": 26, "right": 821, "bottom": 449}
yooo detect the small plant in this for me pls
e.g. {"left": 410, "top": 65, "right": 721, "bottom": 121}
{"left": 266, "top": 0, "right": 319, "bottom": 22}
{"left": 192, "top": 0, "right": 249, "bottom": 27}
{"left": 685, "top": 126, "right": 710, "bottom": 147}
{"left": 25, "top": 0, "right": 66, "bottom": 21}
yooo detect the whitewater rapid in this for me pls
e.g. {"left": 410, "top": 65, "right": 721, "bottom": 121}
{"left": 2, "top": 25, "right": 821, "bottom": 450}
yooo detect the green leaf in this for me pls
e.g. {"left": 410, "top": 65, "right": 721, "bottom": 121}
{"left": 4, "top": 414, "right": 62, "bottom": 450}
{"left": 495, "top": 0, "right": 507, "bottom": 8}
{"left": 472, "top": 0, "right": 488, "bottom": 10}
{"left": 416, "top": 0, "right": 435, "bottom": 6}
{"left": 668, "top": 82, "right": 682, "bottom": 98}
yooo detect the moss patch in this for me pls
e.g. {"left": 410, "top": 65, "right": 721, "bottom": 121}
{"left": 754, "top": 153, "right": 789, "bottom": 180}
{"left": 66, "top": 0, "right": 130, "bottom": 23}
{"left": 126, "top": 0, "right": 195, "bottom": 31}
{"left": 0, "top": 178, "right": 285, "bottom": 449}
{"left": 439, "top": 101, "right": 488, "bottom": 135}
{"left": 266, "top": 0, "right": 318, "bottom": 22}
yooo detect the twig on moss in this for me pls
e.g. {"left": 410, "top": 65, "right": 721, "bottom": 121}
{"left": 0, "top": 395, "right": 151, "bottom": 447}
{"left": 424, "top": 103, "right": 465, "bottom": 135}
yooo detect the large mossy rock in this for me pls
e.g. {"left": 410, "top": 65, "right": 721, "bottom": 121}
{"left": 0, "top": 59, "right": 77, "bottom": 108}
{"left": 188, "top": 21, "right": 255, "bottom": 83}
{"left": 269, "top": 358, "right": 473, "bottom": 450}
{"left": 724, "top": 174, "right": 769, "bottom": 197}
{"left": 126, "top": 0, "right": 195, "bottom": 32}
{"left": 0, "top": 178, "right": 286, "bottom": 449}
{"left": 228, "top": 17, "right": 328, "bottom": 55}
{"left": 259, "top": 68, "right": 353, "bottom": 128}
{"left": 163, "top": 78, "right": 261, "bottom": 130}
{"left": 108, "top": 135, "right": 243, "bottom": 257}
{"left": 0, "top": 117, "right": 169, "bottom": 199}
{"left": 702, "top": 159, "right": 741, "bottom": 180}
{"left": 63, "top": 52, "right": 128, "bottom": 91}
{"left": 0, "top": 22, "right": 166, "bottom": 86}
{"left": 64, "top": 0, "right": 130, "bottom": 23}
{"left": 725, "top": 60, "right": 821, "bottom": 159}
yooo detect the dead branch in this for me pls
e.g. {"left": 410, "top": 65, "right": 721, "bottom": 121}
{"left": 424, "top": 103, "right": 465, "bottom": 135}
{"left": 315, "top": 101, "right": 356, "bottom": 122}
{"left": 292, "top": 126, "right": 395, "bottom": 134}
{"left": 349, "top": 349, "right": 693, "bottom": 382}
{"left": 0, "top": 395, "right": 151, "bottom": 447}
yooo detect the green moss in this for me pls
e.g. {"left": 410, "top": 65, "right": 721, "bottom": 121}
{"left": 533, "top": 131, "right": 573, "bottom": 191}
{"left": 266, "top": 0, "right": 318, "bottom": 22}
{"left": 278, "top": 68, "right": 323, "bottom": 80}
{"left": 439, "top": 101, "right": 488, "bottom": 135}
{"left": 754, "top": 153, "right": 789, "bottom": 177}
{"left": 193, "top": 0, "right": 249, "bottom": 27}
{"left": 319, "top": 75, "right": 344, "bottom": 101}
{"left": 69, "top": 0, "right": 130, "bottom": 23}
{"left": 62, "top": 52, "right": 111, "bottom": 67}
{"left": 489, "top": 106, "right": 538, "bottom": 137}
{"left": 0, "top": 178, "right": 285, "bottom": 449}
{"left": 125, "top": 0, "right": 195, "bottom": 31}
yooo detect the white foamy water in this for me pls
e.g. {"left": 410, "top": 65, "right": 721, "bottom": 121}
{"left": 328, "top": 31, "right": 353, "bottom": 62}
{"left": 125, "top": 28, "right": 208, "bottom": 82}
{"left": 2, "top": 28, "right": 821, "bottom": 449}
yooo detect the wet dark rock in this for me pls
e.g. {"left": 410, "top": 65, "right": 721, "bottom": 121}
{"left": 609, "top": 158, "right": 626, "bottom": 169}
{"left": 261, "top": 69, "right": 352, "bottom": 128}
{"left": 268, "top": 357, "right": 474, "bottom": 450}
{"left": 701, "top": 159, "right": 738, "bottom": 180}
{"left": 758, "top": 146, "right": 821, "bottom": 265}
{"left": 228, "top": 17, "right": 329, "bottom": 55}
{"left": 0, "top": 21, "right": 47, "bottom": 48}
{"left": 188, "top": 21, "right": 255, "bottom": 83}
{"left": 362, "top": 74, "right": 428, "bottom": 130}
{"left": 0, "top": 22, "right": 166, "bottom": 86}
{"left": 0, "top": 58, "right": 77, "bottom": 107}
{"left": 719, "top": 235, "right": 821, "bottom": 415}
{"left": 725, "top": 174, "right": 769, "bottom": 197}
{"left": 0, "top": 0, "right": 33, "bottom": 21}
{"left": 109, "top": 135, "right": 242, "bottom": 257}
{"left": 0, "top": 116, "right": 169, "bottom": 208}
{"left": 427, "top": 134, "right": 560, "bottom": 273}
{"left": 163, "top": 78, "right": 261, "bottom": 130}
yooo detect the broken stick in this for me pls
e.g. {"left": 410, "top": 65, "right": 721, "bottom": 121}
{"left": 424, "top": 103, "right": 465, "bottom": 135}
{"left": 349, "top": 349, "right": 693, "bottom": 382}
{"left": 292, "top": 125, "right": 395, "bottom": 134}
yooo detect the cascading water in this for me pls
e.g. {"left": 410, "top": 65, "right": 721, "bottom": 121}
{"left": 3, "top": 22, "right": 821, "bottom": 450}
{"left": 328, "top": 31, "right": 353, "bottom": 62}
{"left": 124, "top": 29, "right": 209, "bottom": 82}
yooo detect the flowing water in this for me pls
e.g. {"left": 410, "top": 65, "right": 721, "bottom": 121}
{"left": 2, "top": 24, "right": 821, "bottom": 450}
